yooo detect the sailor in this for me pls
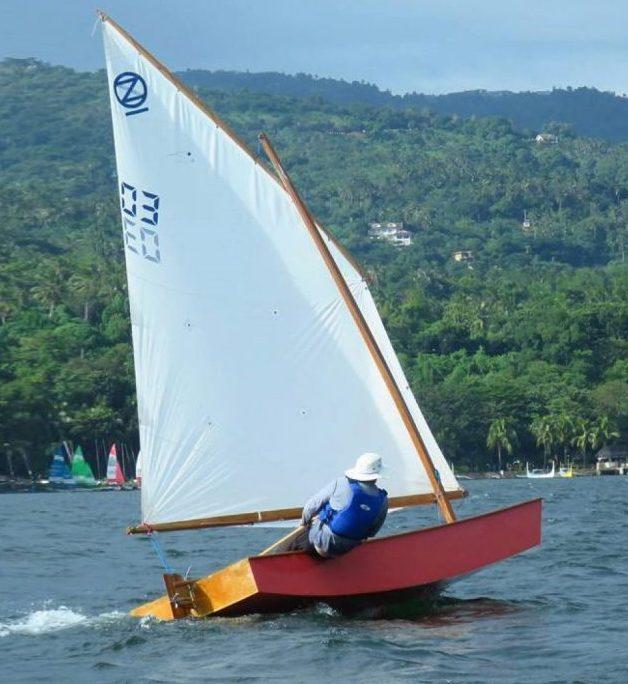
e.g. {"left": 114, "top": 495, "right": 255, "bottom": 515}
{"left": 298, "top": 452, "right": 388, "bottom": 558}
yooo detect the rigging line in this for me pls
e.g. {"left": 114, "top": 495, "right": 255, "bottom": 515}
{"left": 148, "top": 531, "right": 174, "bottom": 574}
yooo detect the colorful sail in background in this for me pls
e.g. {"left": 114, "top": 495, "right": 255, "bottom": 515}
{"left": 71, "top": 445, "right": 97, "bottom": 486}
{"left": 48, "top": 445, "right": 75, "bottom": 486}
{"left": 106, "top": 444, "right": 125, "bottom": 485}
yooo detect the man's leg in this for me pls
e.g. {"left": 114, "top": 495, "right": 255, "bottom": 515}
{"left": 285, "top": 526, "right": 313, "bottom": 552}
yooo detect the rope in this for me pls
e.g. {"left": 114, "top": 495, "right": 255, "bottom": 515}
{"left": 148, "top": 531, "right": 174, "bottom": 574}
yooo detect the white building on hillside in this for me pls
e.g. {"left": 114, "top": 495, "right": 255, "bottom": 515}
{"left": 368, "top": 221, "right": 413, "bottom": 247}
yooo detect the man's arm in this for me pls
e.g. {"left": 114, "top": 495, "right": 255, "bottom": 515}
{"left": 366, "top": 496, "right": 388, "bottom": 537}
{"left": 301, "top": 480, "right": 338, "bottom": 525}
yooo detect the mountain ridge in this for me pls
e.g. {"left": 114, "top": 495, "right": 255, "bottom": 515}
{"left": 179, "top": 68, "right": 628, "bottom": 142}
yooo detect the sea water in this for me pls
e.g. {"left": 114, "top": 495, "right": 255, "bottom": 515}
{"left": 1, "top": 477, "right": 627, "bottom": 683}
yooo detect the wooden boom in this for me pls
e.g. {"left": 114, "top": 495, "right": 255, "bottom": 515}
{"left": 258, "top": 133, "right": 456, "bottom": 524}
{"left": 127, "top": 491, "right": 465, "bottom": 534}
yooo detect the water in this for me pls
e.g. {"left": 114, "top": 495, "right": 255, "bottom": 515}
{"left": 1, "top": 478, "right": 627, "bottom": 683}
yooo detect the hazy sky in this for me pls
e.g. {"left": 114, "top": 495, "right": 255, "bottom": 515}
{"left": 2, "top": 0, "right": 628, "bottom": 94}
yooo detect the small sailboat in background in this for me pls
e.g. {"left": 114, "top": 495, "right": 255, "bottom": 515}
{"left": 48, "top": 445, "right": 75, "bottom": 487}
{"left": 71, "top": 445, "right": 97, "bottom": 487}
{"left": 99, "top": 12, "right": 542, "bottom": 620}
{"left": 106, "top": 444, "right": 125, "bottom": 487}
{"left": 524, "top": 461, "right": 556, "bottom": 479}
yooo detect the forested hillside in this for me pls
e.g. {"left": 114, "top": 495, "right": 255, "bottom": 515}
{"left": 181, "top": 69, "right": 628, "bottom": 142}
{"left": 0, "top": 58, "right": 626, "bottom": 474}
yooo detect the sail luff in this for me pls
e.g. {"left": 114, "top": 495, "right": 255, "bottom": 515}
{"left": 126, "top": 490, "right": 466, "bottom": 534}
{"left": 259, "top": 134, "right": 456, "bottom": 524}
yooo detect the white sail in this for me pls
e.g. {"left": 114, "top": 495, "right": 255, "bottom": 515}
{"left": 321, "top": 230, "right": 458, "bottom": 490}
{"left": 102, "top": 19, "right": 461, "bottom": 527}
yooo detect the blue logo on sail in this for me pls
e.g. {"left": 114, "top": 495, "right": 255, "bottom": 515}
{"left": 114, "top": 72, "right": 149, "bottom": 117}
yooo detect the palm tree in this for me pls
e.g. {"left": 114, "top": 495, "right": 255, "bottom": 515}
{"left": 590, "top": 415, "right": 620, "bottom": 457}
{"left": 530, "top": 415, "right": 555, "bottom": 468}
{"left": 553, "top": 412, "right": 576, "bottom": 463}
{"left": 571, "top": 419, "right": 595, "bottom": 467}
{"left": 69, "top": 267, "right": 102, "bottom": 322}
{"left": 487, "top": 417, "right": 516, "bottom": 471}
{"left": 31, "top": 262, "right": 68, "bottom": 318}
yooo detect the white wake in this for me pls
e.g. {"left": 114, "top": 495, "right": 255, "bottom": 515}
{"left": 0, "top": 606, "right": 124, "bottom": 637}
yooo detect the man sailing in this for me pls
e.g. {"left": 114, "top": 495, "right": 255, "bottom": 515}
{"left": 295, "top": 452, "right": 388, "bottom": 558}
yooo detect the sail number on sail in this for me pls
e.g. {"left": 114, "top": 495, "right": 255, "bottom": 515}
{"left": 120, "top": 182, "right": 161, "bottom": 263}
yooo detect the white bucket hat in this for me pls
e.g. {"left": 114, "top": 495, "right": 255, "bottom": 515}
{"left": 345, "top": 452, "right": 383, "bottom": 482}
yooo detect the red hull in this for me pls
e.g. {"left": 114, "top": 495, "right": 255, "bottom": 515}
{"left": 221, "top": 498, "right": 542, "bottom": 615}
{"left": 131, "top": 499, "right": 542, "bottom": 619}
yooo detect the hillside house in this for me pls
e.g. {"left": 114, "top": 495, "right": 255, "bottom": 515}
{"left": 535, "top": 133, "right": 558, "bottom": 144}
{"left": 452, "top": 250, "right": 474, "bottom": 262}
{"left": 368, "top": 222, "right": 413, "bottom": 247}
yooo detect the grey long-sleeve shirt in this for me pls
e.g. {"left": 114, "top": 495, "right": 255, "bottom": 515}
{"left": 301, "top": 477, "right": 388, "bottom": 557}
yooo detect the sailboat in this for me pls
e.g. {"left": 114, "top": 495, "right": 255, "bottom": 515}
{"left": 48, "top": 445, "right": 75, "bottom": 487}
{"left": 99, "top": 12, "right": 542, "bottom": 620}
{"left": 106, "top": 444, "right": 125, "bottom": 486}
{"left": 71, "top": 445, "right": 97, "bottom": 487}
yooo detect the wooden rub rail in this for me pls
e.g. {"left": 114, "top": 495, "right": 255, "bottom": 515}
{"left": 126, "top": 490, "right": 467, "bottom": 534}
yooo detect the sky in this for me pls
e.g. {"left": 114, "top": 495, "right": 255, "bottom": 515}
{"left": 2, "top": 0, "right": 628, "bottom": 95}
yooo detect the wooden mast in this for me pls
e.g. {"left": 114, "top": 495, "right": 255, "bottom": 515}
{"left": 99, "top": 11, "right": 460, "bottom": 534}
{"left": 258, "top": 134, "right": 456, "bottom": 524}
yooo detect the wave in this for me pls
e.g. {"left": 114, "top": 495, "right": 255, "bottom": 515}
{"left": 0, "top": 606, "right": 124, "bottom": 637}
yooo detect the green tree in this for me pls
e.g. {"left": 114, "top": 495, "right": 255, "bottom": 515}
{"left": 590, "top": 415, "right": 620, "bottom": 454}
{"left": 530, "top": 415, "right": 555, "bottom": 467}
{"left": 486, "top": 417, "right": 516, "bottom": 471}
{"left": 571, "top": 419, "right": 596, "bottom": 467}
{"left": 31, "top": 262, "right": 68, "bottom": 319}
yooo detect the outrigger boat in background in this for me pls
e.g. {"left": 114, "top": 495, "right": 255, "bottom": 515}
{"left": 520, "top": 461, "right": 556, "bottom": 479}
{"left": 99, "top": 12, "right": 542, "bottom": 620}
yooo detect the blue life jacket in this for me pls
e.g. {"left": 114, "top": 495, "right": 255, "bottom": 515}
{"left": 319, "top": 480, "right": 387, "bottom": 541}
